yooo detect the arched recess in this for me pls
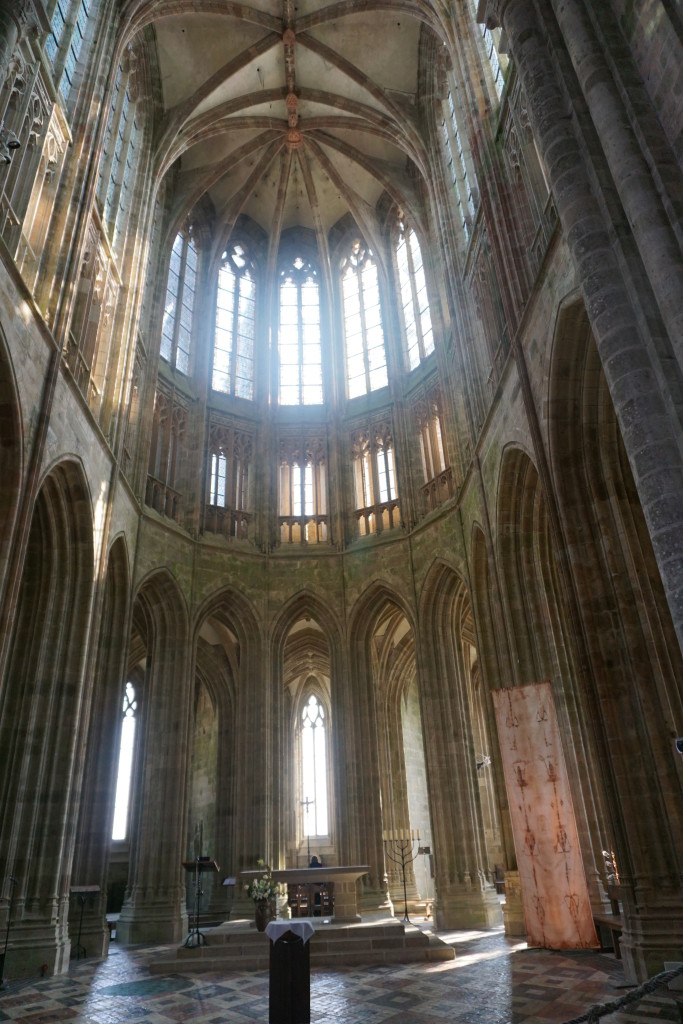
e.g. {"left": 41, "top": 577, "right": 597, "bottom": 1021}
{"left": 188, "top": 586, "right": 260, "bottom": 919}
{"left": 418, "top": 560, "right": 501, "bottom": 930}
{"left": 71, "top": 534, "right": 130, "bottom": 959}
{"left": 0, "top": 458, "right": 94, "bottom": 977}
{"left": 0, "top": 329, "right": 22, "bottom": 615}
{"left": 495, "top": 444, "right": 608, "bottom": 914}
{"left": 270, "top": 591, "right": 345, "bottom": 879}
{"left": 116, "top": 568, "right": 191, "bottom": 946}
{"left": 346, "top": 580, "right": 424, "bottom": 915}
{"left": 548, "top": 301, "right": 683, "bottom": 978}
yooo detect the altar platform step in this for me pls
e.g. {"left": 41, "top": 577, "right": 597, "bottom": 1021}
{"left": 148, "top": 917, "right": 454, "bottom": 974}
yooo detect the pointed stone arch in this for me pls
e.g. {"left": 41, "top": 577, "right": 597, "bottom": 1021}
{"left": 72, "top": 533, "right": 131, "bottom": 957}
{"left": 190, "top": 586, "right": 263, "bottom": 912}
{"left": 269, "top": 590, "right": 344, "bottom": 876}
{"left": 0, "top": 458, "right": 94, "bottom": 975}
{"left": 0, "top": 327, "right": 22, "bottom": 607}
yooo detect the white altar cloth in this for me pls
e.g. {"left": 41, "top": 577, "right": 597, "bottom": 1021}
{"left": 265, "top": 920, "right": 315, "bottom": 944}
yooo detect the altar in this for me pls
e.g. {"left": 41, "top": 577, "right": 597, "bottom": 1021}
{"left": 241, "top": 866, "right": 369, "bottom": 923}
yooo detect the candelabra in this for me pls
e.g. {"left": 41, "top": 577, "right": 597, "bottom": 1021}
{"left": 382, "top": 828, "right": 420, "bottom": 924}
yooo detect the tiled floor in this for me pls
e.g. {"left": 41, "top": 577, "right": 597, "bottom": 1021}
{"left": 0, "top": 926, "right": 680, "bottom": 1024}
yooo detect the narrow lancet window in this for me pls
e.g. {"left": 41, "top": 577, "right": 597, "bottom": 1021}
{"left": 301, "top": 694, "right": 328, "bottom": 837}
{"left": 279, "top": 257, "right": 323, "bottom": 405}
{"left": 342, "top": 241, "right": 388, "bottom": 398}
{"left": 395, "top": 223, "right": 434, "bottom": 370}
{"left": 112, "top": 682, "right": 137, "bottom": 841}
{"left": 160, "top": 232, "right": 197, "bottom": 375}
{"left": 213, "top": 244, "right": 256, "bottom": 400}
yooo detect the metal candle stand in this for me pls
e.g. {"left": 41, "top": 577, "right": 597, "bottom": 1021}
{"left": 0, "top": 875, "right": 17, "bottom": 989}
{"left": 382, "top": 829, "right": 420, "bottom": 924}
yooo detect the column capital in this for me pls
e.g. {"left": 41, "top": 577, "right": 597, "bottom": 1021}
{"left": 477, "top": 0, "right": 523, "bottom": 32}
{"left": 0, "top": 0, "right": 50, "bottom": 36}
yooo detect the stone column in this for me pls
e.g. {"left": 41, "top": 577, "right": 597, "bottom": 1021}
{"left": 482, "top": 0, "right": 683, "bottom": 666}
{"left": 117, "top": 614, "right": 191, "bottom": 945}
{"left": 547, "top": 0, "right": 683, "bottom": 356}
{"left": 482, "top": 0, "right": 683, "bottom": 977}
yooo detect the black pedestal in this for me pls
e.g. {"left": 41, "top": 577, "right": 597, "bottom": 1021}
{"left": 269, "top": 930, "right": 310, "bottom": 1024}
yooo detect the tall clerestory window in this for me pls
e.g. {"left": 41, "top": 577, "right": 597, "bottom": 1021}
{"left": 441, "top": 90, "right": 477, "bottom": 242}
{"left": 470, "top": 0, "right": 508, "bottom": 99}
{"left": 301, "top": 694, "right": 329, "bottom": 838}
{"left": 45, "top": 0, "right": 91, "bottom": 103}
{"left": 213, "top": 244, "right": 255, "bottom": 400}
{"left": 342, "top": 241, "right": 388, "bottom": 399}
{"left": 97, "top": 54, "right": 141, "bottom": 250}
{"left": 279, "top": 257, "right": 323, "bottom": 405}
{"left": 112, "top": 682, "right": 137, "bottom": 841}
{"left": 160, "top": 231, "right": 197, "bottom": 375}
{"left": 395, "top": 222, "right": 434, "bottom": 370}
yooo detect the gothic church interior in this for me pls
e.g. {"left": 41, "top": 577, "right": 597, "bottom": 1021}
{"left": 0, "top": 0, "right": 681, "bottom": 989}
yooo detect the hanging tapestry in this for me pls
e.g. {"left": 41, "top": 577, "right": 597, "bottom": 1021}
{"left": 492, "top": 681, "right": 598, "bottom": 949}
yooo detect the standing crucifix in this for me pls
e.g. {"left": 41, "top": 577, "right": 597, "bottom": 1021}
{"left": 301, "top": 797, "right": 314, "bottom": 862}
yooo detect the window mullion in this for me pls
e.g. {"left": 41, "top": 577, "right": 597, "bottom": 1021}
{"left": 172, "top": 238, "right": 188, "bottom": 368}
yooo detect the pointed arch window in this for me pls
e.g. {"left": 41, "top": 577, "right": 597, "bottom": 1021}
{"left": 395, "top": 222, "right": 434, "bottom": 370}
{"left": 112, "top": 681, "right": 137, "bottom": 841}
{"left": 470, "top": 0, "right": 508, "bottom": 100}
{"left": 279, "top": 257, "right": 323, "bottom": 406}
{"left": 97, "top": 53, "right": 141, "bottom": 251}
{"left": 441, "top": 90, "right": 477, "bottom": 242}
{"left": 160, "top": 231, "right": 197, "bottom": 375}
{"left": 45, "top": 0, "right": 91, "bottom": 103}
{"left": 342, "top": 240, "right": 388, "bottom": 399}
{"left": 301, "top": 694, "right": 329, "bottom": 837}
{"left": 213, "top": 244, "right": 255, "bottom": 400}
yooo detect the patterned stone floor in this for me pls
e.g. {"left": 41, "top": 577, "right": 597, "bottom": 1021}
{"left": 0, "top": 925, "right": 680, "bottom": 1024}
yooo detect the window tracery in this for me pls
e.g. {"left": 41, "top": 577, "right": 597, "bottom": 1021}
{"left": 299, "top": 692, "right": 329, "bottom": 839}
{"left": 351, "top": 419, "right": 400, "bottom": 536}
{"left": 395, "top": 221, "right": 434, "bottom": 371}
{"left": 413, "top": 387, "right": 453, "bottom": 511}
{"left": 278, "top": 255, "right": 323, "bottom": 405}
{"left": 146, "top": 386, "right": 187, "bottom": 522}
{"left": 213, "top": 243, "right": 256, "bottom": 400}
{"left": 341, "top": 240, "right": 388, "bottom": 398}
{"left": 205, "top": 419, "right": 253, "bottom": 540}
{"left": 279, "top": 432, "right": 328, "bottom": 544}
{"left": 441, "top": 90, "right": 477, "bottom": 243}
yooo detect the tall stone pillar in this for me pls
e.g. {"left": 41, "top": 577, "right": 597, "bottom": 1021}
{"left": 482, "top": 0, "right": 683, "bottom": 977}
{"left": 481, "top": 0, "right": 683, "bottom": 658}
{"left": 417, "top": 656, "right": 501, "bottom": 929}
{"left": 117, "top": 590, "right": 192, "bottom": 945}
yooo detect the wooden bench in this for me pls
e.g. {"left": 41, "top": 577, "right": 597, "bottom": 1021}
{"left": 594, "top": 883, "right": 622, "bottom": 958}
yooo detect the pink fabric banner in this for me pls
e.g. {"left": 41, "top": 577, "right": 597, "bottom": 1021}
{"left": 492, "top": 681, "right": 598, "bottom": 949}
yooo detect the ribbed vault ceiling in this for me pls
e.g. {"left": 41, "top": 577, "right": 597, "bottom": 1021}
{"left": 126, "top": 0, "right": 440, "bottom": 246}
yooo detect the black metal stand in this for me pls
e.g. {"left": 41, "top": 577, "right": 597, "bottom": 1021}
{"left": 182, "top": 858, "right": 219, "bottom": 948}
{"left": 383, "top": 835, "right": 418, "bottom": 924}
{"left": 69, "top": 885, "right": 100, "bottom": 962}
{"left": 0, "top": 875, "right": 17, "bottom": 989}
{"left": 74, "top": 896, "right": 87, "bottom": 960}
{"left": 185, "top": 859, "right": 206, "bottom": 948}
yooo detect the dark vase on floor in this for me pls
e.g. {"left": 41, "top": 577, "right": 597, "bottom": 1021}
{"left": 254, "top": 899, "right": 276, "bottom": 931}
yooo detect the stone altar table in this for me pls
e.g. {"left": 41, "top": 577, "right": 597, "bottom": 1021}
{"left": 241, "top": 866, "right": 369, "bottom": 923}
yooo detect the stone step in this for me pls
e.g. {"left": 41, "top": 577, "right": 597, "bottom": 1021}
{"left": 148, "top": 918, "right": 454, "bottom": 975}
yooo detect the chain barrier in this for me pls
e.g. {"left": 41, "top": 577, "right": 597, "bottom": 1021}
{"left": 560, "top": 963, "right": 683, "bottom": 1024}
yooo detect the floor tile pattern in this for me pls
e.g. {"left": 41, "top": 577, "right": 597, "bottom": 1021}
{"left": 0, "top": 926, "right": 680, "bottom": 1023}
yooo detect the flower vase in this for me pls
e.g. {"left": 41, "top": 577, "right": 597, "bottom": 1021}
{"left": 254, "top": 899, "right": 276, "bottom": 932}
